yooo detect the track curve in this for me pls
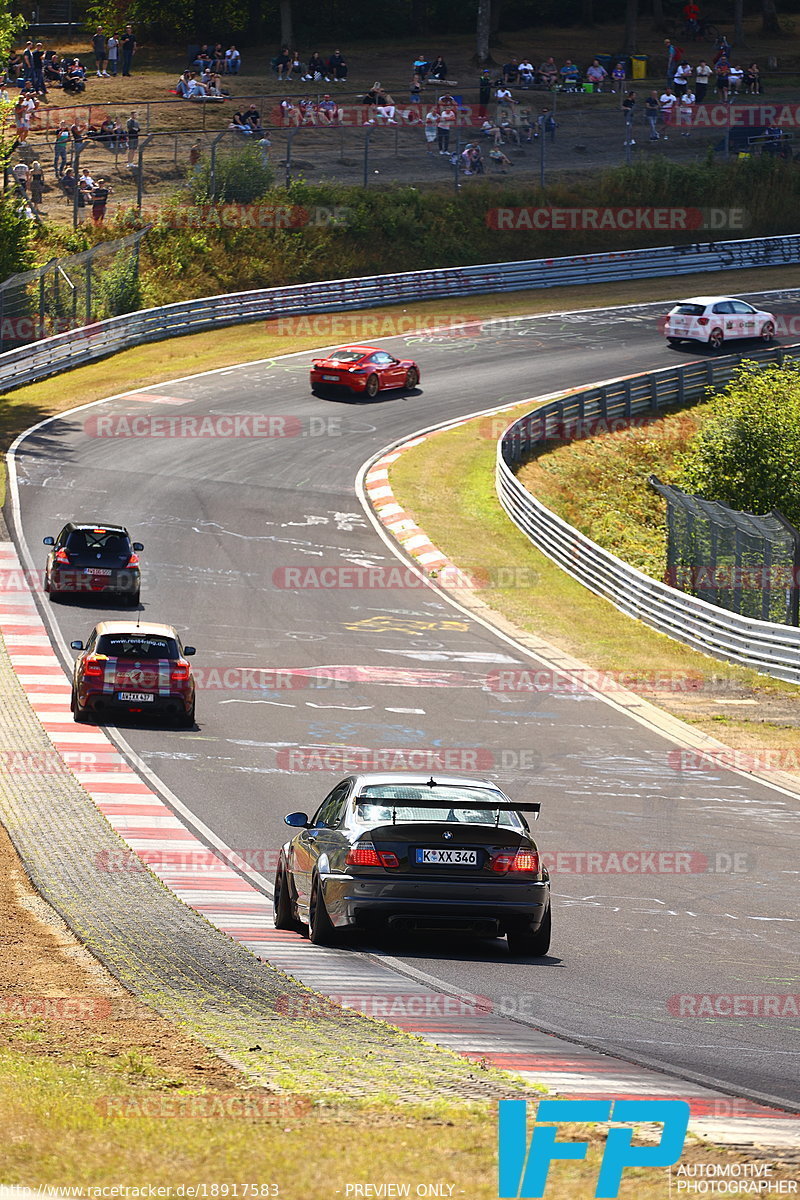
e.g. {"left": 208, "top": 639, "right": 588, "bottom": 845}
{"left": 8, "top": 293, "right": 800, "bottom": 1109}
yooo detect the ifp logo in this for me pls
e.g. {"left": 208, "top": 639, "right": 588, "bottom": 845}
{"left": 498, "top": 1099, "right": 690, "bottom": 1197}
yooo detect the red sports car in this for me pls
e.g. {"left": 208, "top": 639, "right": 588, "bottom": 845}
{"left": 310, "top": 345, "right": 420, "bottom": 399}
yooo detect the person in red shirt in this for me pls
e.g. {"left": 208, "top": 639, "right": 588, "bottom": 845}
{"left": 683, "top": 2, "right": 700, "bottom": 36}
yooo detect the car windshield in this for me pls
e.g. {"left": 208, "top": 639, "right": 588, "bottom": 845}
{"left": 327, "top": 350, "right": 365, "bottom": 363}
{"left": 66, "top": 529, "right": 131, "bottom": 558}
{"left": 354, "top": 784, "right": 524, "bottom": 829}
{"left": 672, "top": 303, "right": 707, "bottom": 316}
{"left": 95, "top": 635, "right": 179, "bottom": 659}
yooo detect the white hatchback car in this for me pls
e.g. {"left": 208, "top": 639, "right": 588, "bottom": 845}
{"left": 664, "top": 296, "right": 776, "bottom": 352}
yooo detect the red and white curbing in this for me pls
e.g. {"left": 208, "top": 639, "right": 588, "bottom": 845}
{"left": 364, "top": 442, "right": 455, "bottom": 575}
{"left": 1, "top": 539, "right": 798, "bottom": 1143}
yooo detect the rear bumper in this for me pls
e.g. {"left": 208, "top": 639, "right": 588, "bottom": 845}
{"left": 320, "top": 872, "right": 550, "bottom": 932}
{"left": 80, "top": 688, "right": 191, "bottom": 717}
{"left": 310, "top": 372, "right": 367, "bottom": 393}
{"left": 50, "top": 567, "right": 140, "bottom": 595}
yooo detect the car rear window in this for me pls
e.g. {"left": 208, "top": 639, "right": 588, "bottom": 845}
{"left": 95, "top": 635, "right": 179, "bottom": 659}
{"left": 355, "top": 784, "right": 523, "bottom": 829}
{"left": 66, "top": 529, "right": 131, "bottom": 557}
{"left": 326, "top": 350, "right": 364, "bottom": 363}
{"left": 672, "top": 304, "right": 706, "bottom": 316}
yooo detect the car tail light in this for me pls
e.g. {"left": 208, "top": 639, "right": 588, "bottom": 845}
{"left": 170, "top": 660, "right": 191, "bottom": 682}
{"left": 83, "top": 655, "right": 105, "bottom": 678}
{"left": 490, "top": 850, "right": 539, "bottom": 873}
{"left": 126, "top": 553, "right": 139, "bottom": 567}
{"left": 345, "top": 843, "right": 399, "bottom": 869}
{"left": 54, "top": 548, "right": 70, "bottom": 564}
{"left": 697, "top": 317, "right": 709, "bottom": 326}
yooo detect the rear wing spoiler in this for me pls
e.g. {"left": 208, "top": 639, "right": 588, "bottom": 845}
{"left": 355, "top": 795, "right": 540, "bottom": 819}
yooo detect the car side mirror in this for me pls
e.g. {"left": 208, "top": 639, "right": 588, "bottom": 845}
{"left": 70, "top": 640, "right": 84, "bottom": 651}
{"left": 43, "top": 536, "right": 54, "bottom": 546}
{"left": 183, "top": 646, "right": 196, "bottom": 656}
{"left": 284, "top": 811, "right": 310, "bottom": 828}
{"left": 132, "top": 542, "right": 144, "bottom": 552}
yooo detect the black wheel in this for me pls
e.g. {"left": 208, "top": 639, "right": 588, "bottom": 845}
{"left": 404, "top": 367, "right": 419, "bottom": 389}
{"left": 273, "top": 862, "right": 303, "bottom": 932}
{"left": 124, "top": 590, "right": 140, "bottom": 607}
{"left": 708, "top": 327, "right": 724, "bottom": 352}
{"left": 71, "top": 687, "right": 90, "bottom": 724}
{"left": 761, "top": 321, "right": 775, "bottom": 343}
{"left": 308, "top": 874, "right": 336, "bottom": 945}
{"left": 176, "top": 700, "right": 195, "bottom": 729}
{"left": 365, "top": 373, "right": 379, "bottom": 399}
{"left": 507, "top": 905, "right": 551, "bottom": 957}
{"left": 667, "top": 338, "right": 681, "bottom": 347}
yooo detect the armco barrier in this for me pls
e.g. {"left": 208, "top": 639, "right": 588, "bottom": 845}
{"left": 496, "top": 342, "right": 800, "bottom": 685}
{"left": 0, "top": 233, "right": 798, "bottom": 393}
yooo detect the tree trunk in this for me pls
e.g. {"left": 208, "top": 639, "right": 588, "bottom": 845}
{"left": 279, "top": 0, "right": 293, "bottom": 48}
{"left": 475, "top": 0, "right": 493, "bottom": 66}
{"left": 761, "top": 0, "right": 782, "bottom": 35}
{"left": 624, "top": 0, "right": 638, "bottom": 53}
{"left": 733, "top": 0, "right": 745, "bottom": 44}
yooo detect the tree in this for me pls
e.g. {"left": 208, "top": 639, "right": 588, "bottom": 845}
{"left": 677, "top": 363, "right": 800, "bottom": 528}
{"left": 280, "top": 0, "right": 293, "bottom": 48}
{"left": 733, "top": 0, "right": 745, "bottom": 44}
{"left": 650, "top": 0, "right": 665, "bottom": 32}
{"left": 624, "top": 0, "right": 638, "bottom": 53}
{"left": 0, "top": 0, "right": 23, "bottom": 63}
{"left": 762, "top": 0, "right": 782, "bottom": 35}
{"left": 475, "top": 0, "right": 492, "bottom": 66}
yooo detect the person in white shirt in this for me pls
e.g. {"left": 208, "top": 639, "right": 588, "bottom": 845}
{"left": 225, "top": 45, "right": 240, "bottom": 75}
{"left": 495, "top": 85, "right": 514, "bottom": 105}
{"left": 107, "top": 34, "right": 119, "bottom": 76}
{"left": 694, "top": 60, "right": 712, "bottom": 102}
{"left": 679, "top": 89, "right": 695, "bottom": 135}
{"left": 518, "top": 59, "right": 535, "bottom": 86}
{"left": 673, "top": 61, "right": 692, "bottom": 97}
{"left": 659, "top": 86, "right": 678, "bottom": 135}
{"left": 728, "top": 64, "right": 744, "bottom": 94}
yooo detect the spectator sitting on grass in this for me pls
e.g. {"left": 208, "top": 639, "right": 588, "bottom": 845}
{"left": 176, "top": 70, "right": 192, "bottom": 97}
{"left": 304, "top": 51, "right": 327, "bottom": 81}
{"left": 329, "top": 49, "right": 348, "bottom": 80}
{"left": 586, "top": 59, "right": 608, "bottom": 90}
{"left": 225, "top": 45, "right": 240, "bottom": 74}
{"left": 280, "top": 96, "right": 299, "bottom": 125}
{"left": 728, "top": 63, "right": 744, "bottom": 94}
{"left": 502, "top": 57, "right": 520, "bottom": 83}
{"left": 244, "top": 103, "right": 262, "bottom": 132}
{"left": 273, "top": 46, "right": 291, "bottom": 79}
{"left": 538, "top": 57, "right": 558, "bottom": 87}
{"left": 413, "top": 54, "right": 430, "bottom": 80}
{"left": 429, "top": 55, "right": 447, "bottom": 80}
{"left": 289, "top": 51, "right": 303, "bottom": 77}
{"left": 518, "top": 59, "right": 535, "bottom": 87}
{"left": 468, "top": 143, "right": 484, "bottom": 173}
{"left": 489, "top": 146, "right": 513, "bottom": 171}
{"left": 229, "top": 110, "right": 252, "bottom": 133}
{"left": 193, "top": 45, "right": 212, "bottom": 72}
{"left": 498, "top": 116, "right": 521, "bottom": 145}
{"left": 317, "top": 94, "right": 339, "bottom": 123}
{"left": 187, "top": 72, "right": 208, "bottom": 98}
{"left": 212, "top": 44, "right": 225, "bottom": 72}
{"left": 481, "top": 118, "right": 504, "bottom": 146}
{"left": 744, "top": 62, "right": 762, "bottom": 94}
{"left": 495, "top": 83, "right": 516, "bottom": 105}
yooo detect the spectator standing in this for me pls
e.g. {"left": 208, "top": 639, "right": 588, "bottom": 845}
{"left": 679, "top": 88, "right": 695, "bottom": 135}
{"left": 60, "top": 166, "right": 76, "bottom": 203}
{"left": 694, "top": 59, "right": 712, "bottom": 101}
{"left": 32, "top": 43, "right": 46, "bottom": 95}
{"left": 436, "top": 98, "right": 456, "bottom": 154}
{"left": 13, "top": 94, "right": 35, "bottom": 143}
{"left": 29, "top": 161, "right": 45, "bottom": 210}
{"left": 479, "top": 70, "right": 491, "bottom": 105}
{"left": 225, "top": 46, "right": 240, "bottom": 74}
{"left": 683, "top": 1, "right": 700, "bottom": 36}
{"left": 714, "top": 58, "right": 730, "bottom": 101}
{"left": 121, "top": 26, "right": 136, "bottom": 76}
{"left": 92, "top": 28, "right": 108, "bottom": 77}
{"left": 537, "top": 107, "right": 556, "bottom": 141}
{"left": 645, "top": 89, "right": 660, "bottom": 139}
{"left": 126, "top": 110, "right": 140, "bottom": 165}
{"left": 673, "top": 60, "right": 692, "bottom": 98}
{"left": 53, "top": 123, "right": 69, "bottom": 175}
{"left": 659, "top": 85, "right": 677, "bottom": 134}
{"left": 664, "top": 39, "right": 678, "bottom": 83}
{"left": 20, "top": 41, "right": 33, "bottom": 86}
{"left": 424, "top": 108, "right": 438, "bottom": 152}
{"left": 107, "top": 33, "right": 119, "bottom": 76}
{"left": 11, "top": 160, "right": 30, "bottom": 195}
{"left": 91, "top": 177, "right": 112, "bottom": 222}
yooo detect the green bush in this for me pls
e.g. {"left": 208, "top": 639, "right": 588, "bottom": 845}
{"left": 96, "top": 251, "right": 142, "bottom": 317}
{"left": 188, "top": 142, "right": 274, "bottom": 204}
{"left": 677, "top": 363, "right": 800, "bottom": 527}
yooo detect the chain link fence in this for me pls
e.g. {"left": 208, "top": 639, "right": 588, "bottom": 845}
{"left": 0, "top": 227, "right": 149, "bottom": 352}
{"left": 650, "top": 477, "right": 800, "bottom": 626}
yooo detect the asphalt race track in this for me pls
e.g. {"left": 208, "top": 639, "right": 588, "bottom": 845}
{"left": 9, "top": 293, "right": 800, "bottom": 1110}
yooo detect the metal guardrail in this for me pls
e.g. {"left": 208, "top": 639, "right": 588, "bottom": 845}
{"left": 1, "top": 233, "right": 799, "bottom": 394}
{"left": 496, "top": 342, "right": 800, "bottom": 684}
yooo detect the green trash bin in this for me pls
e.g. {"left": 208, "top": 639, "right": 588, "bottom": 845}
{"left": 631, "top": 54, "right": 648, "bottom": 79}
{"left": 582, "top": 82, "right": 595, "bottom": 93}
